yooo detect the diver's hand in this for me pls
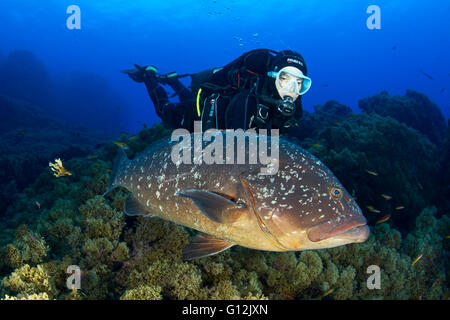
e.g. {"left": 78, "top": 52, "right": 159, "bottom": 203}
{"left": 125, "top": 64, "right": 158, "bottom": 83}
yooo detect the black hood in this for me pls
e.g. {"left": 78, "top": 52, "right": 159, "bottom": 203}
{"left": 270, "top": 50, "right": 307, "bottom": 75}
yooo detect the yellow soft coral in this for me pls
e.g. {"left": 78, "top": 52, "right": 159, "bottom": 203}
{"left": 49, "top": 158, "right": 72, "bottom": 177}
{"left": 3, "top": 292, "right": 50, "bottom": 300}
{"left": 2, "top": 264, "right": 55, "bottom": 298}
{"left": 120, "top": 285, "right": 162, "bottom": 300}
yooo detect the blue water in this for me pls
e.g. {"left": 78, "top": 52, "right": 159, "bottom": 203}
{"left": 1, "top": 0, "right": 449, "bottom": 134}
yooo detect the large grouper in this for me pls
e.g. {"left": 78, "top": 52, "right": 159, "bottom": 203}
{"left": 105, "top": 130, "right": 369, "bottom": 260}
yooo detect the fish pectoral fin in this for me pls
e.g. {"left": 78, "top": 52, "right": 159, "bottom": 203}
{"left": 176, "top": 189, "right": 246, "bottom": 224}
{"left": 125, "top": 195, "right": 153, "bottom": 217}
{"left": 183, "top": 233, "right": 235, "bottom": 260}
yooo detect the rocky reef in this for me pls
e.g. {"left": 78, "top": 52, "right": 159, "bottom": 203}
{"left": 358, "top": 90, "right": 447, "bottom": 146}
{"left": 0, "top": 49, "right": 130, "bottom": 134}
{"left": 0, "top": 91, "right": 448, "bottom": 300}
{"left": 0, "top": 94, "right": 112, "bottom": 219}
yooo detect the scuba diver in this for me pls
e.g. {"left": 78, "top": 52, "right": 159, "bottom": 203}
{"left": 123, "top": 49, "right": 311, "bottom": 133}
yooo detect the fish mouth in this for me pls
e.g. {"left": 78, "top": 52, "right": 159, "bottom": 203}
{"left": 336, "top": 225, "right": 370, "bottom": 242}
{"left": 307, "top": 215, "right": 369, "bottom": 243}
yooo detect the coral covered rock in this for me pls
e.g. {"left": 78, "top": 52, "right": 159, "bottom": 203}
{"left": 301, "top": 112, "right": 440, "bottom": 232}
{"left": 358, "top": 90, "right": 447, "bottom": 145}
{"left": 2, "top": 264, "right": 55, "bottom": 298}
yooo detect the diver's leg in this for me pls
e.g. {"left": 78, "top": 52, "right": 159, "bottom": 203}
{"left": 144, "top": 78, "right": 189, "bottom": 128}
{"left": 144, "top": 78, "right": 170, "bottom": 118}
{"left": 166, "top": 78, "right": 193, "bottom": 102}
{"left": 159, "top": 102, "right": 188, "bottom": 129}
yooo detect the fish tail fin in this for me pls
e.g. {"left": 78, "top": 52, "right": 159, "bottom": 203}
{"left": 103, "top": 148, "right": 129, "bottom": 196}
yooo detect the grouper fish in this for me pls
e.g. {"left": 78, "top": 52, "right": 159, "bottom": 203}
{"left": 105, "top": 131, "right": 369, "bottom": 260}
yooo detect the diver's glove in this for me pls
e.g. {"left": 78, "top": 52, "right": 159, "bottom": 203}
{"left": 123, "top": 64, "right": 159, "bottom": 83}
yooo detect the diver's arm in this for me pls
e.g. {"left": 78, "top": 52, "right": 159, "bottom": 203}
{"left": 165, "top": 77, "right": 192, "bottom": 102}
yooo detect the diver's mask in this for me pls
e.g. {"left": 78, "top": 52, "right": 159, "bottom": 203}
{"left": 268, "top": 66, "right": 312, "bottom": 98}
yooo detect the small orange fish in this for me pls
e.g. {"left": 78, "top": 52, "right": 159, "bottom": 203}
{"left": 35, "top": 201, "right": 41, "bottom": 209}
{"left": 376, "top": 214, "right": 391, "bottom": 224}
{"left": 445, "top": 235, "right": 450, "bottom": 239}
{"left": 366, "top": 170, "right": 378, "bottom": 176}
{"left": 87, "top": 154, "right": 97, "bottom": 159}
{"left": 113, "top": 141, "right": 129, "bottom": 149}
{"left": 395, "top": 206, "right": 405, "bottom": 210}
{"left": 381, "top": 194, "right": 392, "bottom": 200}
{"left": 366, "top": 206, "right": 381, "bottom": 213}
{"left": 311, "top": 143, "right": 322, "bottom": 148}
{"left": 411, "top": 254, "right": 423, "bottom": 266}
{"left": 129, "top": 135, "right": 138, "bottom": 140}
{"left": 322, "top": 288, "right": 334, "bottom": 297}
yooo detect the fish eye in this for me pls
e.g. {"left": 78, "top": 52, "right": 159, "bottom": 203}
{"left": 236, "top": 199, "right": 246, "bottom": 207}
{"left": 329, "top": 186, "right": 342, "bottom": 199}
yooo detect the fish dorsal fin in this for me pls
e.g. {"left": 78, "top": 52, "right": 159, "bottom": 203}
{"left": 125, "top": 195, "right": 153, "bottom": 217}
{"left": 176, "top": 189, "right": 246, "bottom": 224}
{"left": 183, "top": 233, "right": 235, "bottom": 260}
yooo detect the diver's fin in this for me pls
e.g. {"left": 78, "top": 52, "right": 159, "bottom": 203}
{"left": 103, "top": 147, "right": 129, "bottom": 196}
{"left": 175, "top": 189, "right": 246, "bottom": 224}
{"left": 125, "top": 195, "right": 153, "bottom": 217}
{"left": 134, "top": 63, "right": 145, "bottom": 71}
{"left": 120, "top": 68, "right": 136, "bottom": 75}
{"left": 182, "top": 233, "right": 235, "bottom": 260}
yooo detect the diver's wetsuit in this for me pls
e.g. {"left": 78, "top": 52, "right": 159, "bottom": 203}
{"left": 143, "top": 77, "right": 194, "bottom": 130}
{"left": 143, "top": 49, "right": 304, "bottom": 133}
